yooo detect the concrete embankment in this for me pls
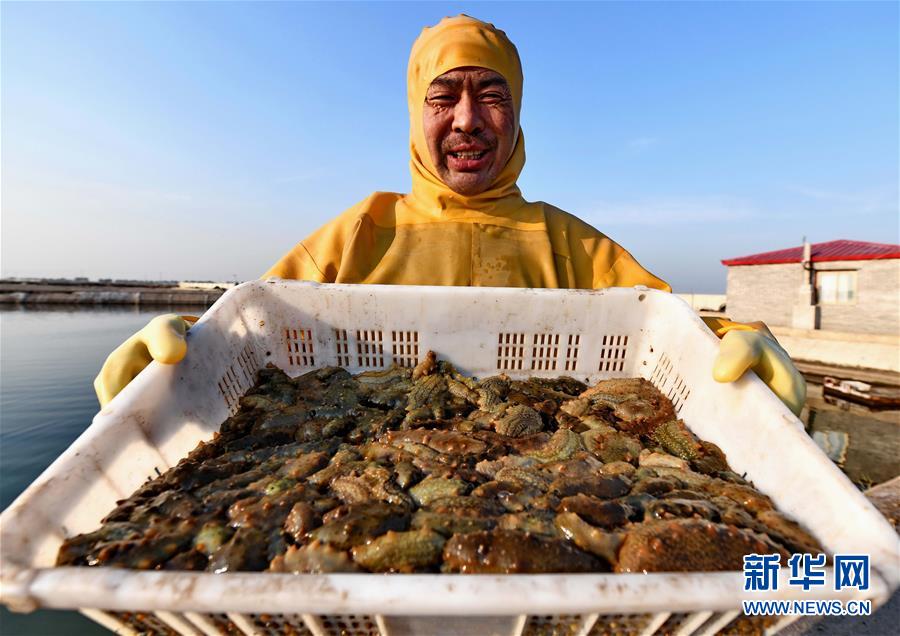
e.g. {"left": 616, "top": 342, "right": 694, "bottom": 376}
{"left": 771, "top": 326, "right": 900, "bottom": 375}
{"left": 772, "top": 326, "right": 900, "bottom": 401}
{"left": 0, "top": 282, "right": 225, "bottom": 306}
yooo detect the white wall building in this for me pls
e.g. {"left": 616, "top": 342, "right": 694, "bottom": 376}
{"left": 723, "top": 239, "right": 899, "bottom": 336}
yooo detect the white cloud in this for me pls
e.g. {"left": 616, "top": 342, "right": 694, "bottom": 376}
{"left": 784, "top": 184, "right": 898, "bottom": 216}
{"left": 587, "top": 195, "right": 758, "bottom": 226}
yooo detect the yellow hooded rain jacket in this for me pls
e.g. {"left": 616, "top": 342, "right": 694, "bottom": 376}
{"left": 264, "top": 16, "right": 670, "bottom": 292}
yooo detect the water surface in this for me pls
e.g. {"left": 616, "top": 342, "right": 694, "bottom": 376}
{"left": 1, "top": 306, "right": 204, "bottom": 635}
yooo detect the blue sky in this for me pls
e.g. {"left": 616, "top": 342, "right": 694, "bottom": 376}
{"left": 2, "top": 1, "right": 897, "bottom": 292}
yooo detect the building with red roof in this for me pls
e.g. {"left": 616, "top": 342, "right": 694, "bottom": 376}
{"left": 722, "top": 239, "right": 900, "bottom": 267}
{"left": 722, "top": 239, "right": 899, "bottom": 335}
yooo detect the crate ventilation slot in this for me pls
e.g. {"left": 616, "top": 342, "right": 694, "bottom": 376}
{"left": 530, "top": 333, "right": 560, "bottom": 371}
{"left": 235, "top": 344, "right": 259, "bottom": 383}
{"left": 185, "top": 612, "right": 238, "bottom": 635}
{"left": 356, "top": 330, "right": 385, "bottom": 368}
{"left": 584, "top": 612, "right": 659, "bottom": 635}
{"left": 218, "top": 344, "right": 258, "bottom": 413}
{"left": 598, "top": 334, "right": 628, "bottom": 372}
{"left": 650, "top": 352, "right": 673, "bottom": 388}
{"left": 668, "top": 376, "right": 691, "bottom": 414}
{"left": 285, "top": 327, "right": 315, "bottom": 367}
{"left": 249, "top": 613, "right": 315, "bottom": 635}
{"left": 650, "top": 353, "right": 691, "bottom": 414}
{"left": 497, "top": 332, "right": 526, "bottom": 370}
{"left": 524, "top": 614, "right": 586, "bottom": 635}
{"left": 656, "top": 612, "right": 694, "bottom": 634}
{"left": 564, "top": 334, "right": 580, "bottom": 371}
{"left": 497, "top": 333, "right": 578, "bottom": 372}
{"left": 334, "top": 329, "right": 351, "bottom": 367}
{"left": 320, "top": 614, "right": 380, "bottom": 636}
{"left": 107, "top": 611, "right": 175, "bottom": 635}
{"left": 84, "top": 608, "right": 730, "bottom": 636}
{"left": 391, "top": 330, "right": 419, "bottom": 367}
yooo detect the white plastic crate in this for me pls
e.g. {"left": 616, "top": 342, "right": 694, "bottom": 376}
{"left": 1, "top": 281, "right": 897, "bottom": 636}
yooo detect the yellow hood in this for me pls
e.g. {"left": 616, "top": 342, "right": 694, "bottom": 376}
{"left": 406, "top": 15, "right": 527, "bottom": 216}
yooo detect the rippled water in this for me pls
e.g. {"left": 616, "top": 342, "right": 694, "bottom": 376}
{"left": 0, "top": 306, "right": 896, "bottom": 634}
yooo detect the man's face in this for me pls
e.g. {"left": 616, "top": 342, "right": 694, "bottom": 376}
{"left": 423, "top": 67, "right": 517, "bottom": 196}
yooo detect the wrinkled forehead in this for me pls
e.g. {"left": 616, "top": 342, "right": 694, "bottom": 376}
{"left": 426, "top": 67, "right": 510, "bottom": 94}
{"left": 407, "top": 17, "right": 523, "bottom": 111}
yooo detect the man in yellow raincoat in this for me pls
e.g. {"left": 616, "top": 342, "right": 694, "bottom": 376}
{"left": 95, "top": 15, "right": 805, "bottom": 415}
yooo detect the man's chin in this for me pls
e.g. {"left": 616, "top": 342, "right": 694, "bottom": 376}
{"left": 443, "top": 171, "right": 492, "bottom": 196}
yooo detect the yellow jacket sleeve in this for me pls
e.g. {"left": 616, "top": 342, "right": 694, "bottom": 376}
{"left": 262, "top": 242, "right": 328, "bottom": 282}
{"left": 262, "top": 203, "right": 373, "bottom": 282}
{"left": 545, "top": 206, "right": 671, "bottom": 292}
{"left": 603, "top": 249, "right": 672, "bottom": 292}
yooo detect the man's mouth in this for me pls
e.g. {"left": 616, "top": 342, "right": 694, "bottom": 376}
{"left": 449, "top": 150, "right": 487, "bottom": 160}
{"left": 446, "top": 148, "right": 491, "bottom": 172}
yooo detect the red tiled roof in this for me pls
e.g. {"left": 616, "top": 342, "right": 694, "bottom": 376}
{"left": 722, "top": 239, "right": 900, "bottom": 266}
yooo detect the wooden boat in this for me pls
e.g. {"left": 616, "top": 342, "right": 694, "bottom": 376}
{"left": 823, "top": 377, "right": 900, "bottom": 408}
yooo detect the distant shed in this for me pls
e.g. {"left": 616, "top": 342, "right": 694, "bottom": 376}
{"left": 722, "top": 239, "right": 900, "bottom": 335}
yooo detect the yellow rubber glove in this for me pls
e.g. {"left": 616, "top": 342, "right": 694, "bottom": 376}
{"left": 702, "top": 317, "right": 806, "bottom": 416}
{"left": 94, "top": 314, "right": 198, "bottom": 408}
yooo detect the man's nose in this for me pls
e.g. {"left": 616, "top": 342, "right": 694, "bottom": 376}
{"left": 452, "top": 92, "right": 484, "bottom": 135}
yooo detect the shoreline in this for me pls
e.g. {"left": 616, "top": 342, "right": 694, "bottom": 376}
{"left": 0, "top": 282, "right": 225, "bottom": 306}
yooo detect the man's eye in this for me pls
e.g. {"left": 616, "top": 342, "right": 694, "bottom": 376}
{"left": 427, "top": 95, "right": 455, "bottom": 104}
{"left": 480, "top": 92, "right": 506, "bottom": 103}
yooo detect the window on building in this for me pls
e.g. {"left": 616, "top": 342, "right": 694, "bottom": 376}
{"left": 816, "top": 270, "right": 857, "bottom": 304}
